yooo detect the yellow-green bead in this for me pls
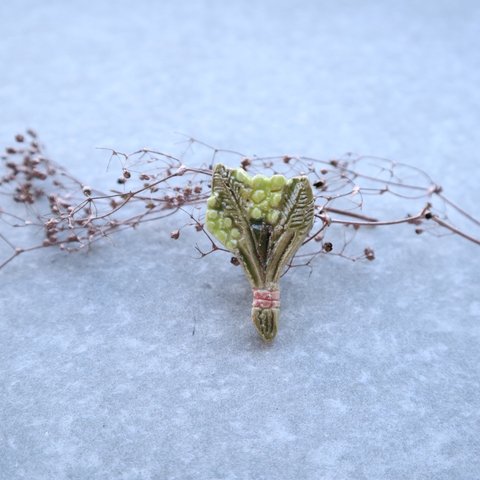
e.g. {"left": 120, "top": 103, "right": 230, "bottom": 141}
{"left": 252, "top": 174, "right": 268, "bottom": 190}
{"left": 267, "top": 210, "right": 280, "bottom": 224}
{"left": 206, "top": 210, "right": 218, "bottom": 221}
{"left": 226, "top": 239, "right": 238, "bottom": 250}
{"left": 207, "top": 195, "right": 218, "bottom": 209}
{"left": 206, "top": 220, "right": 217, "bottom": 232}
{"left": 216, "top": 230, "right": 227, "bottom": 244}
{"left": 235, "top": 168, "right": 252, "bottom": 186}
{"left": 251, "top": 189, "right": 266, "bottom": 203}
{"left": 269, "top": 192, "right": 282, "bottom": 207}
{"left": 240, "top": 188, "right": 252, "bottom": 200}
{"left": 250, "top": 207, "right": 262, "bottom": 220}
{"left": 271, "top": 175, "right": 286, "bottom": 191}
{"left": 230, "top": 228, "right": 241, "bottom": 239}
{"left": 223, "top": 217, "right": 233, "bottom": 229}
{"left": 258, "top": 200, "right": 269, "bottom": 211}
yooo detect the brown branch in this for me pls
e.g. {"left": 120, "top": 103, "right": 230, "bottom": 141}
{"left": 323, "top": 207, "right": 378, "bottom": 222}
{"left": 321, "top": 205, "right": 430, "bottom": 228}
{"left": 430, "top": 215, "right": 480, "bottom": 246}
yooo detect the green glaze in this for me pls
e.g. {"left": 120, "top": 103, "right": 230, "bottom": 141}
{"left": 206, "top": 164, "right": 315, "bottom": 341}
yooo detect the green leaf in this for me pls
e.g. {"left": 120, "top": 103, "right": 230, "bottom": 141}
{"left": 265, "top": 177, "right": 314, "bottom": 283}
{"left": 210, "top": 164, "right": 265, "bottom": 287}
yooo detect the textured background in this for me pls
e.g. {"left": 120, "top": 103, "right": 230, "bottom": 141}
{"left": 1, "top": 1, "right": 480, "bottom": 479}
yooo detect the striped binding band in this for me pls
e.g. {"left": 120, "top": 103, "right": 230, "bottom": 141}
{"left": 252, "top": 289, "right": 280, "bottom": 309}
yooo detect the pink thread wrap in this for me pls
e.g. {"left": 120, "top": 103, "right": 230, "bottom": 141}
{"left": 252, "top": 289, "right": 280, "bottom": 309}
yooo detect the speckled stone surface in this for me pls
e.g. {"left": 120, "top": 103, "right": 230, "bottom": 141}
{"left": 1, "top": 1, "right": 479, "bottom": 479}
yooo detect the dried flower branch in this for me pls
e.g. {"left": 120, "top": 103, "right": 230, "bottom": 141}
{"left": 1, "top": 131, "right": 479, "bottom": 275}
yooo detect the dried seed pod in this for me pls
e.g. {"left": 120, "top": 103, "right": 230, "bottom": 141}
{"left": 241, "top": 158, "right": 251, "bottom": 169}
{"left": 364, "top": 247, "right": 375, "bottom": 261}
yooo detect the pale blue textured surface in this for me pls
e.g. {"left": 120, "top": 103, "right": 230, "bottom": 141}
{"left": 1, "top": 1, "right": 480, "bottom": 479}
